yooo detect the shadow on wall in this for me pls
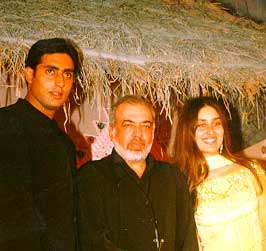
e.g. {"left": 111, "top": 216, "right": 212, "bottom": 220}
{"left": 228, "top": 104, "right": 244, "bottom": 153}
{"left": 228, "top": 100, "right": 266, "bottom": 161}
{"left": 217, "top": 0, "right": 266, "bottom": 23}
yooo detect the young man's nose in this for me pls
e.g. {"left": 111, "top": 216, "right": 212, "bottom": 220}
{"left": 55, "top": 73, "right": 65, "bottom": 87}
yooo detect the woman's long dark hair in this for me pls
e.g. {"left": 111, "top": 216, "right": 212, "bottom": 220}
{"left": 170, "top": 96, "right": 262, "bottom": 208}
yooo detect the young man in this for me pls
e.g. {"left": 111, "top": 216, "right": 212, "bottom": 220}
{"left": 78, "top": 95, "right": 199, "bottom": 251}
{"left": 0, "top": 38, "right": 82, "bottom": 251}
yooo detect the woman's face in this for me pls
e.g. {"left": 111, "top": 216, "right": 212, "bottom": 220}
{"left": 195, "top": 105, "right": 224, "bottom": 157}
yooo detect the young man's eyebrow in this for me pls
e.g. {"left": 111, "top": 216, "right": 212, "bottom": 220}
{"left": 44, "top": 65, "right": 74, "bottom": 72}
{"left": 44, "top": 65, "right": 57, "bottom": 69}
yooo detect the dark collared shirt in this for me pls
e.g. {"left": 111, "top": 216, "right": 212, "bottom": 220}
{"left": 0, "top": 99, "right": 78, "bottom": 251}
{"left": 78, "top": 149, "right": 199, "bottom": 251}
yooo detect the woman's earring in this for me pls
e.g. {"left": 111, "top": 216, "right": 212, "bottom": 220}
{"left": 219, "top": 144, "right": 223, "bottom": 154}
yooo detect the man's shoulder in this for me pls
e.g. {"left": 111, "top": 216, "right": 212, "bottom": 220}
{"left": 153, "top": 159, "right": 174, "bottom": 167}
{"left": 0, "top": 101, "right": 19, "bottom": 114}
{"left": 0, "top": 101, "right": 23, "bottom": 129}
{"left": 152, "top": 158, "right": 177, "bottom": 171}
{"left": 153, "top": 159, "right": 186, "bottom": 178}
{"left": 79, "top": 154, "right": 113, "bottom": 174}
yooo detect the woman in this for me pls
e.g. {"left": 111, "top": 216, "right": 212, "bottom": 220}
{"left": 170, "top": 96, "right": 266, "bottom": 251}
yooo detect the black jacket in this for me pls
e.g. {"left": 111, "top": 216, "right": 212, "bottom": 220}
{"left": 78, "top": 150, "right": 199, "bottom": 251}
{"left": 0, "top": 99, "right": 79, "bottom": 251}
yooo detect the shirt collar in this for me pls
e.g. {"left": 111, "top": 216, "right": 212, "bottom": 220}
{"left": 16, "top": 98, "right": 58, "bottom": 129}
{"left": 111, "top": 149, "right": 155, "bottom": 181}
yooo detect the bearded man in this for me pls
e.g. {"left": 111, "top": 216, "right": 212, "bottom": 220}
{"left": 78, "top": 95, "right": 199, "bottom": 251}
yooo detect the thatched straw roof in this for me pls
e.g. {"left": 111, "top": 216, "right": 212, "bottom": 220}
{"left": 1, "top": 0, "right": 266, "bottom": 145}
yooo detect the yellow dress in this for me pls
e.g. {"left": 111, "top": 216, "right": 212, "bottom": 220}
{"left": 195, "top": 160, "right": 264, "bottom": 251}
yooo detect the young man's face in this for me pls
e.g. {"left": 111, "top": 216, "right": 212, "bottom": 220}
{"left": 109, "top": 102, "right": 155, "bottom": 162}
{"left": 25, "top": 53, "right": 75, "bottom": 119}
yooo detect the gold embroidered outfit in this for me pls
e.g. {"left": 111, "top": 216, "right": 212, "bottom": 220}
{"left": 195, "top": 162, "right": 265, "bottom": 251}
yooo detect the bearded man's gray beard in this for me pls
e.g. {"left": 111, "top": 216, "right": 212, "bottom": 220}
{"left": 113, "top": 140, "right": 152, "bottom": 162}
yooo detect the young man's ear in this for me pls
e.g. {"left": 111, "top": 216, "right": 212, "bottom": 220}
{"left": 25, "top": 67, "right": 34, "bottom": 86}
{"left": 108, "top": 125, "right": 114, "bottom": 141}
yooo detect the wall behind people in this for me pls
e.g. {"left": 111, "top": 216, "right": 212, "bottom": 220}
{"left": 216, "top": 0, "right": 266, "bottom": 22}
{"left": 1, "top": 71, "right": 264, "bottom": 163}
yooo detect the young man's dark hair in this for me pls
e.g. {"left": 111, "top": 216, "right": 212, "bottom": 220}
{"left": 25, "top": 38, "right": 82, "bottom": 75}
